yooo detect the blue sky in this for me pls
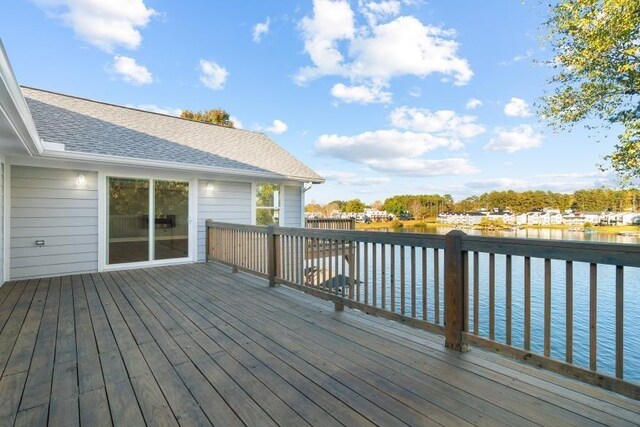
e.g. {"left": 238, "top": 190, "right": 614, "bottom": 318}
{"left": 0, "top": 0, "right": 622, "bottom": 204}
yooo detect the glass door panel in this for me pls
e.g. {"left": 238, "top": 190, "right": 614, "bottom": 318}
{"left": 154, "top": 180, "right": 189, "bottom": 260}
{"left": 108, "top": 178, "right": 150, "bottom": 264}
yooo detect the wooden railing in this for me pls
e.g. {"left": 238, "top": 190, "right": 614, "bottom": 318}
{"left": 206, "top": 220, "right": 640, "bottom": 399}
{"left": 305, "top": 218, "right": 355, "bottom": 230}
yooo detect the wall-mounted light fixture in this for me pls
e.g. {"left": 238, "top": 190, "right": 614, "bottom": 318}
{"left": 76, "top": 172, "right": 86, "bottom": 185}
{"left": 206, "top": 182, "right": 214, "bottom": 192}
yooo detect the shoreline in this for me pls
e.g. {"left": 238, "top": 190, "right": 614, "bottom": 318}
{"left": 355, "top": 220, "right": 640, "bottom": 235}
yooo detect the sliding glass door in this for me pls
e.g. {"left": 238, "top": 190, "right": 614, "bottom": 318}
{"left": 154, "top": 180, "right": 189, "bottom": 260}
{"left": 108, "top": 177, "right": 190, "bottom": 265}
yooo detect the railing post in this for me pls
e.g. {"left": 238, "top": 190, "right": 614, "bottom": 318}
{"left": 350, "top": 218, "right": 356, "bottom": 230}
{"left": 267, "top": 225, "right": 278, "bottom": 287}
{"left": 444, "top": 230, "right": 469, "bottom": 352}
{"left": 205, "top": 220, "right": 211, "bottom": 262}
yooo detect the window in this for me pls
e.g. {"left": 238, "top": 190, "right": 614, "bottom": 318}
{"left": 255, "top": 183, "right": 280, "bottom": 226}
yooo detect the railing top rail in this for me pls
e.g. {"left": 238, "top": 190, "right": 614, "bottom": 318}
{"left": 206, "top": 220, "right": 268, "bottom": 233}
{"left": 461, "top": 234, "right": 640, "bottom": 268}
{"left": 207, "top": 220, "right": 640, "bottom": 267}
{"left": 305, "top": 218, "right": 354, "bottom": 222}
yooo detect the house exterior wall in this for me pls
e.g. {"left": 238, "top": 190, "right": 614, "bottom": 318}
{"left": 6, "top": 164, "right": 305, "bottom": 277}
{"left": 197, "top": 179, "right": 252, "bottom": 262}
{"left": 10, "top": 165, "right": 98, "bottom": 279}
{"left": 283, "top": 185, "right": 303, "bottom": 227}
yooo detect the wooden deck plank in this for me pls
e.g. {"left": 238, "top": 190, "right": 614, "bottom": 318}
{"left": 14, "top": 404, "right": 48, "bottom": 427}
{"left": 81, "top": 275, "right": 118, "bottom": 355}
{"left": 0, "top": 280, "right": 17, "bottom": 309}
{"left": 18, "top": 276, "right": 60, "bottom": 412}
{"left": 150, "top": 266, "right": 419, "bottom": 427}
{"left": 0, "top": 279, "right": 40, "bottom": 376}
{"left": 140, "top": 268, "right": 370, "bottom": 427}
{"left": 173, "top": 361, "right": 244, "bottom": 427}
{"left": 79, "top": 388, "right": 112, "bottom": 427}
{"left": 4, "top": 279, "right": 49, "bottom": 376}
{"left": 0, "top": 263, "right": 638, "bottom": 426}
{"left": 138, "top": 341, "right": 212, "bottom": 426}
{"left": 73, "top": 275, "right": 104, "bottom": 395}
{"left": 0, "top": 372, "right": 27, "bottom": 426}
{"left": 133, "top": 269, "right": 300, "bottom": 427}
{"left": 0, "top": 281, "right": 28, "bottom": 333}
{"left": 167, "top": 265, "right": 516, "bottom": 427}
{"left": 227, "top": 269, "right": 625, "bottom": 427}
{"left": 182, "top": 263, "right": 637, "bottom": 427}
{"left": 99, "top": 350, "right": 145, "bottom": 427}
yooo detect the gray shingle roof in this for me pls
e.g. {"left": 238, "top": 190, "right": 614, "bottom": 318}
{"left": 21, "top": 87, "right": 323, "bottom": 182}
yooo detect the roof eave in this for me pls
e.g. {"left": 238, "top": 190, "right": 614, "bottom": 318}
{"left": 40, "top": 145, "right": 323, "bottom": 183}
{"left": 0, "top": 40, "right": 43, "bottom": 156}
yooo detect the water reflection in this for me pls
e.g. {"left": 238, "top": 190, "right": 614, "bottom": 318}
{"left": 375, "top": 225, "right": 640, "bottom": 245}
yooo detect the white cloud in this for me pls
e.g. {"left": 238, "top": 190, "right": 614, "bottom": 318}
{"left": 465, "top": 98, "right": 482, "bottom": 110}
{"left": 296, "top": 1, "right": 473, "bottom": 92}
{"left": 331, "top": 83, "right": 392, "bottom": 104}
{"left": 366, "top": 157, "right": 479, "bottom": 176}
{"left": 229, "top": 116, "right": 243, "bottom": 129}
{"left": 465, "top": 171, "right": 615, "bottom": 192}
{"left": 349, "top": 17, "right": 472, "bottom": 85}
{"left": 266, "top": 119, "right": 288, "bottom": 134}
{"left": 297, "top": 0, "right": 355, "bottom": 83}
{"left": 128, "top": 104, "right": 181, "bottom": 116}
{"left": 504, "top": 97, "right": 532, "bottom": 117}
{"left": 484, "top": 125, "right": 543, "bottom": 153}
{"left": 34, "top": 0, "right": 156, "bottom": 52}
{"left": 360, "top": 0, "right": 402, "bottom": 25}
{"left": 252, "top": 17, "right": 270, "bottom": 43}
{"left": 389, "top": 107, "right": 485, "bottom": 139}
{"left": 320, "top": 170, "right": 391, "bottom": 185}
{"left": 316, "top": 129, "right": 457, "bottom": 162}
{"left": 112, "top": 56, "right": 153, "bottom": 85}
{"left": 199, "top": 59, "right": 228, "bottom": 90}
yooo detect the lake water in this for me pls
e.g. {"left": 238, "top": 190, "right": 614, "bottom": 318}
{"left": 348, "top": 226, "right": 640, "bottom": 382}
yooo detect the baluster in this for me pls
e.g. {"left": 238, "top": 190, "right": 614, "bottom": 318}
{"left": 506, "top": 254, "right": 512, "bottom": 345}
{"left": 616, "top": 265, "right": 624, "bottom": 379}
{"left": 364, "top": 243, "right": 369, "bottom": 304}
{"left": 381, "top": 244, "right": 386, "bottom": 310}
{"left": 463, "top": 250, "right": 469, "bottom": 332}
{"left": 400, "top": 246, "right": 406, "bottom": 315}
{"left": 411, "top": 246, "right": 416, "bottom": 318}
{"left": 524, "top": 256, "right": 531, "bottom": 350}
{"left": 566, "top": 261, "right": 573, "bottom": 363}
{"left": 373, "top": 244, "right": 378, "bottom": 306}
{"left": 391, "top": 245, "right": 396, "bottom": 312}
{"left": 489, "top": 253, "right": 495, "bottom": 340}
{"left": 349, "top": 240, "right": 355, "bottom": 300}
{"left": 355, "top": 241, "right": 361, "bottom": 302}
{"left": 341, "top": 240, "right": 346, "bottom": 298}
{"left": 544, "top": 258, "right": 551, "bottom": 357}
{"left": 473, "top": 252, "right": 479, "bottom": 335}
{"left": 422, "top": 247, "right": 427, "bottom": 321}
{"left": 590, "top": 263, "right": 597, "bottom": 371}
{"left": 434, "top": 248, "right": 440, "bottom": 324}
{"left": 328, "top": 239, "right": 333, "bottom": 292}
{"left": 334, "top": 239, "right": 339, "bottom": 295}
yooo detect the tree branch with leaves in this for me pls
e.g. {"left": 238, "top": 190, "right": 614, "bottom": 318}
{"left": 541, "top": 0, "right": 640, "bottom": 182}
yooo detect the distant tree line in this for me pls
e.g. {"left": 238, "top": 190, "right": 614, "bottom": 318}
{"left": 306, "top": 188, "right": 640, "bottom": 219}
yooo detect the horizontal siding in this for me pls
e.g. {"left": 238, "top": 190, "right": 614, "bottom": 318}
{"left": 10, "top": 166, "right": 98, "bottom": 279}
{"left": 197, "top": 180, "right": 252, "bottom": 262}
{"left": 283, "top": 185, "right": 302, "bottom": 227}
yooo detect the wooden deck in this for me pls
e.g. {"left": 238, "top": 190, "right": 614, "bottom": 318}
{"left": 0, "top": 264, "right": 638, "bottom": 426}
